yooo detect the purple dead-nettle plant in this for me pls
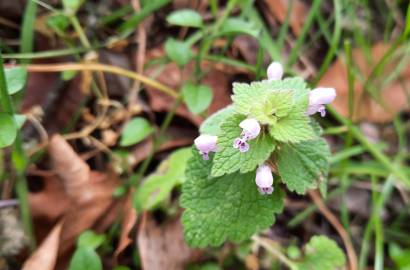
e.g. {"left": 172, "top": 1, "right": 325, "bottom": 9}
{"left": 306, "top": 87, "right": 337, "bottom": 117}
{"left": 266, "top": 61, "right": 284, "bottom": 81}
{"left": 255, "top": 164, "right": 274, "bottom": 195}
{"left": 194, "top": 134, "right": 218, "bottom": 160}
{"left": 233, "top": 118, "right": 261, "bottom": 152}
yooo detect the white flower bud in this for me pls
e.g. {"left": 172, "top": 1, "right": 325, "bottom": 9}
{"left": 255, "top": 164, "right": 274, "bottom": 195}
{"left": 239, "top": 118, "right": 261, "bottom": 140}
{"left": 307, "top": 87, "right": 336, "bottom": 117}
{"left": 194, "top": 134, "right": 218, "bottom": 160}
{"left": 267, "top": 62, "right": 284, "bottom": 81}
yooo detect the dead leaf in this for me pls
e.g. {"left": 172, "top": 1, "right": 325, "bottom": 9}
{"left": 320, "top": 42, "right": 410, "bottom": 123}
{"left": 114, "top": 192, "right": 138, "bottom": 260}
{"left": 138, "top": 212, "right": 201, "bottom": 270}
{"left": 22, "top": 221, "right": 63, "bottom": 270}
{"left": 264, "top": 0, "right": 308, "bottom": 36}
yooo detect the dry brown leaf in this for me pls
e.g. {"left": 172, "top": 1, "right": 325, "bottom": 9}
{"left": 28, "top": 173, "right": 70, "bottom": 221}
{"left": 25, "top": 134, "right": 124, "bottom": 268}
{"left": 22, "top": 221, "right": 63, "bottom": 270}
{"left": 264, "top": 0, "right": 308, "bottom": 36}
{"left": 114, "top": 192, "right": 138, "bottom": 260}
{"left": 320, "top": 42, "right": 410, "bottom": 123}
{"left": 137, "top": 212, "right": 201, "bottom": 270}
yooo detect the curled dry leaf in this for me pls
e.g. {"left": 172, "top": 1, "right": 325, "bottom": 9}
{"left": 25, "top": 134, "right": 124, "bottom": 268}
{"left": 264, "top": 0, "right": 308, "bottom": 36}
{"left": 114, "top": 192, "right": 138, "bottom": 260}
{"left": 22, "top": 221, "right": 64, "bottom": 270}
{"left": 138, "top": 212, "right": 201, "bottom": 270}
{"left": 320, "top": 42, "right": 410, "bottom": 123}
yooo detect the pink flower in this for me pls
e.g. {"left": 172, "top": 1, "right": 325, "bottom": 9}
{"left": 255, "top": 164, "right": 274, "bottom": 195}
{"left": 233, "top": 118, "right": 261, "bottom": 153}
{"left": 239, "top": 118, "right": 261, "bottom": 140}
{"left": 307, "top": 87, "right": 336, "bottom": 117}
{"left": 194, "top": 134, "right": 218, "bottom": 160}
{"left": 267, "top": 62, "right": 284, "bottom": 81}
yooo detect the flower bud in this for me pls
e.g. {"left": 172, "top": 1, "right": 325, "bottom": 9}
{"left": 267, "top": 62, "right": 284, "bottom": 81}
{"left": 307, "top": 87, "right": 336, "bottom": 117}
{"left": 239, "top": 118, "right": 261, "bottom": 140}
{"left": 194, "top": 134, "right": 218, "bottom": 160}
{"left": 255, "top": 164, "right": 274, "bottom": 195}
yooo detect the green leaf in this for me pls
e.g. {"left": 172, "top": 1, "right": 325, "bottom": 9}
{"left": 164, "top": 38, "right": 193, "bottom": 67}
{"left": 63, "top": 0, "right": 84, "bottom": 14}
{"left": 182, "top": 82, "right": 213, "bottom": 114}
{"left": 211, "top": 114, "right": 275, "bottom": 177}
{"left": 269, "top": 110, "right": 317, "bottom": 143}
{"left": 69, "top": 247, "right": 102, "bottom": 270}
{"left": 232, "top": 77, "right": 308, "bottom": 126}
{"left": 5, "top": 67, "right": 27, "bottom": 95}
{"left": 181, "top": 149, "right": 284, "bottom": 247}
{"left": 199, "top": 105, "right": 235, "bottom": 136}
{"left": 0, "top": 113, "right": 17, "bottom": 148}
{"left": 47, "top": 14, "right": 70, "bottom": 33}
{"left": 77, "top": 230, "right": 106, "bottom": 250}
{"left": 277, "top": 138, "right": 330, "bottom": 194}
{"left": 389, "top": 243, "right": 410, "bottom": 269}
{"left": 219, "top": 18, "right": 259, "bottom": 37}
{"left": 134, "top": 148, "right": 191, "bottom": 211}
{"left": 120, "top": 117, "right": 153, "bottom": 147}
{"left": 61, "top": 70, "right": 78, "bottom": 81}
{"left": 298, "top": 236, "right": 346, "bottom": 270}
{"left": 166, "top": 9, "right": 203, "bottom": 28}
{"left": 14, "top": 114, "right": 27, "bottom": 129}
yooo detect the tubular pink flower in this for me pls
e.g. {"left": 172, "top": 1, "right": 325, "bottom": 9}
{"left": 255, "top": 164, "right": 274, "bottom": 195}
{"left": 267, "top": 62, "right": 284, "bottom": 81}
{"left": 307, "top": 87, "right": 336, "bottom": 117}
{"left": 233, "top": 119, "right": 261, "bottom": 153}
{"left": 194, "top": 134, "right": 218, "bottom": 160}
{"left": 239, "top": 118, "right": 261, "bottom": 140}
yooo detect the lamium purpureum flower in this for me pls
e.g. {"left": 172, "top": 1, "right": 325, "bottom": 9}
{"left": 266, "top": 62, "right": 284, "bottom": 81}
{"left": 306, "top": 87, "right": 336, "bottom": 117}
{"left": 194, "top": 134, "right": 218, "bottom": 160}
{"left": 233, "top": 118, "right": 261, "bottom": 153}
{"left": 255, "top": 164, "right": 274, "bottom": 195}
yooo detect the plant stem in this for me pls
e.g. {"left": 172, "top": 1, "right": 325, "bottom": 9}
{"left": 328, "top": 107, "right": 409, "bottom": 186}
{"left": 132, "top": 95, "right": 183, "bottom": 185}
{"left": 252, "top": 235, "right": 298, "bottom": 270}
{"left": 0, "top": 53, "right": 34, "bottom": 249}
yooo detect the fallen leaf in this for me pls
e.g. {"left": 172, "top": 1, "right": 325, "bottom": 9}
{"left": 22, "top": 221, "right": 64, "bottom": 270}
{"left": 25, "top": 134, "right": 124, "bottom": 269}
{"left": 114, "top": 192, "right": 138, "bottom": 260}
{"left": 137, "top": 212, "right": 201, "bottom": 270}
{"left": 264, "top": 0, "right": 308, "bottom": 36}
{"left": 320, "top": 42, "right": 410, "bottom": 123}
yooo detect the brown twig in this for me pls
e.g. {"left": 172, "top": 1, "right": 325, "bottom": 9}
{"left": 26, "top": 63, "right": 178, "bottom": 98}
{"left": 308, "top": 189, "right": 358, "bottom": 270}
{"left": 128, "top": 0, "right": 147, "bottom": 112}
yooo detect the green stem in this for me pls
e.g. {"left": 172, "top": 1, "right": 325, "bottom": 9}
{"left": 0, "top": 53, "right": 34, "bottom": 249}
{"left": 328, "top": 107, "right": 409, "bottom": 186}
{"left": 132, "top": 95, "right": 183, "bottom": 185}
{"left": 69, "top": 16, "right": 91, "bottom": 48}
{"left": 252, "top": 235, "right": 298, "bottom": 270}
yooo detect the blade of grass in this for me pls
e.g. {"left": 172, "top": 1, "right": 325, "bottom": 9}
{"left": 286, "top": 0, "right": 322, "bottom": 68}
{"left": 117, "top": 0, "right": 171, "bottom": 38}
{"left": 20, "top": 0, "right": 37, "bottom": 64}
{"left": 313, "top": 0, "right": 342, "bottom": 84}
